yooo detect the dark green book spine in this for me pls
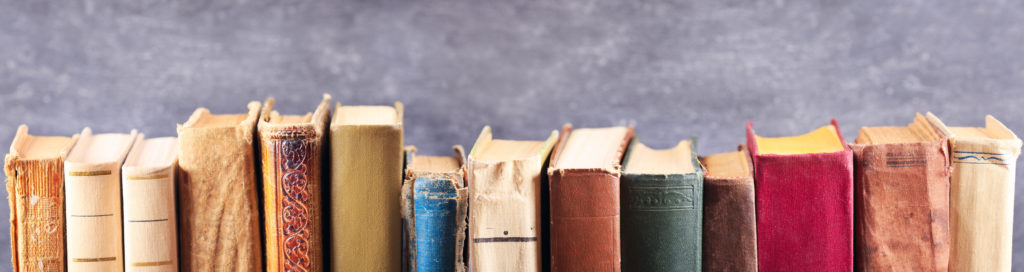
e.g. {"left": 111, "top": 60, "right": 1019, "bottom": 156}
{"left": 620, "top": 162, "right": 703, "bottom": 271}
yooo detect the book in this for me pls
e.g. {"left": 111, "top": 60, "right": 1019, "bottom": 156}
{"left": 65, "top": 128, "right": 138, "bottom": 272}
{"left": 700, "top": 147, "right": 757, "bottom": 272}
{"left": 745, "top": 120, "right": 853, "bottom": 272}
{"left": 4, "top": 125, "right": 79, "bottom": 272}
{"left": 401, "top": 146, "right": 469, "bottom": 272}
{"left": 620, "top": 138, "right": 703, "bottom": 272}
{"left": 547, "top": 125, "right": 633, "bottom": 272}
{"left": 258, "top": 95, "right": 331, "bottom": 272}
{"left": 176, "top": 102, "right": 263, "bottom": 271}
{"left": 329, "top": 102, "right": 404, "bottom": 271}
{"left": 925, "top": 113, "right": 1021, "bottom": 272}
{"left": 121, "top": 136, "right": 179, "bottom": 271}
{"left": 466, "top": 126, "right": 559, "bottom": 272}
{"left": 850, "top": 113, "right": 950, "bottom": 271}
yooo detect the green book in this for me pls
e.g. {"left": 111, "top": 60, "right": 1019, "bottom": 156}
{"left": 620, "top": 138, "right": 703, "bottom": 272}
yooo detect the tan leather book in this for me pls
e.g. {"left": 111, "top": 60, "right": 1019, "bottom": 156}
{"left": 258, "top": 95, "right": 331, "bottom": 272}
{"left": 176, "top": 102, "right": 263, "bottom": 271}
{"left": 700, "top": 147, "right": 757, "bottom": 272}
{"left": 4, "top": 125, "right": 79, "bottom": 272}
{"left": 329, "top": 101, "right": 404, "bottom": 271}
{"left": 122, "top": 136, "right": 179, "bottom": 271}
{"left": 926, "top": 113, "right": 1022, "bottom": 272}
{"left": 65, "top": 128, "right": 138, "bottom": 272}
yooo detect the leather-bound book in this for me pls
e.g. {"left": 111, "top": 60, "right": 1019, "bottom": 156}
{"left": 65, "top": 128, "right": 138, "bottom": 272}
{"left": 122, "top": 136, "right": 179, "bottom": 271}
{"left": 926, "top": 113, "right": 1021, "bottom": 272}
{"left": 746, "top": 120, "right": 853, "bottom": 272}
{"left": 401, "top": 146, "right": 469, "bottom": 272}
{"left": 258, "top": 94, "right": 331, "bottom": 272}
{"left": 851, "top": 113, "right": 950, "bottom": 272}
{"left": 700, "top": 147, "right": 757, "bottom": 272}
{"left": 329, "top": 101, "right": 404, "bottom": 271}
{"left": 4, "top": 125, "right": 78, "bottom": 272}
{"left": 620, "top": 138, "right": 703, "bottom": 272}
{"left": 547, "top": 125, "right": 633, "bottom": 272}
{"left": 466, "top": 126, "right": 559, "bottom": 272}
{"left": 176, "top": 101, "right": 263, "bottom": 271}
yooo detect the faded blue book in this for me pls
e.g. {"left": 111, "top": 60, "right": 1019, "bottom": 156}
{"left": 401, "top": 146, "right": 469, "bottom": 272}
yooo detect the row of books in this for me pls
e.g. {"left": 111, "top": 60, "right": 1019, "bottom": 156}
{"left": 5, "top": 94, "right": 1020, "bottom": 272}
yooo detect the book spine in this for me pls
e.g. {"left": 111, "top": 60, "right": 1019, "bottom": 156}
{"left": 5, "top": 157, "right": 67, "bottom": 272}
{"left": 467, "top": 159, "right": 544, "bottom": 272}
{"left": 122, "top": 165, "right": 179, "bottom": 271}
{"left": 948, "top": 139, "right": 1020, "bottom": 272}
{"left": 65, "top": 163, "right": 125, "bottom": 272}
{"left": 702, "top": 176, "right": 757, "bottom": 272}
{"left": 260, "top": 127, "right": 324, "bottom": 272}
{"left": 851, "top": 142, "right": 949, "bottom": 271}
{"left": 404, "top": 175, "right": 467, "bottom": 272}
{"left": 329, "top": 125, "right": 403, "bottom": 271}
{"left": 621, "top": 173, "right": 703, "bottom": 272}
{"left": 548, "top": 169, "right": 621, "bottom": 272}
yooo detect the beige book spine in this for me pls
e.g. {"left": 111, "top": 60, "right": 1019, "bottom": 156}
{"left": 329, "top": 102, "right": 404, "bottom": 272}
{"left": 121, "top": 152, "right": 178, "bottom": 271}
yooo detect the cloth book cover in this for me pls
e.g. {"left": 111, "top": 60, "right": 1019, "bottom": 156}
{"left": 122, "top": 136, "right": 179, "bottom": 271}
{"left": 401, "top": 146, "right": 469, "bottom": 272}
{"left": 746, "top": 119, "right": 853, "bottom": 272}
{"left": 700, "top": 146, "right": 757, "bottom": 272}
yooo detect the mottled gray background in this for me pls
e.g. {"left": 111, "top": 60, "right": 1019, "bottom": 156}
{"left": 1, "top": 0, "right": 1023, "bottom": 270}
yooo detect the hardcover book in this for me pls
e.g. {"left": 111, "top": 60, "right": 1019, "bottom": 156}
{"left": 700, "top": 147, "right": 757, "bottom": 272}
{"left": 176, "top": 102, "right": 263, "bottom": 271}
{"left": 4, "top": 125, "right": 79, "bottom": 272}
{"left": 330, "top": 102, "right": 404, "bottom": 271}
{"left": 258, "top": 95, "right": 331, "bottom": 272}
{"left": 121, "top": 136, "right": 179, "bottom": 271}
{"left": 620, "top": 138, "right": 703, "bottom": 272}
{"left": 466, "top": 126, "right": 558, "bottom": 272}
{"left": 401, "top": 146, "right": 469, "bottom": 272}
{"left": 65, "top": 128, "right": 138, "bottom": 272}
{"left": 547, "top": 125, "right": 633, "bottom": 272}
{"left": 925, "top": 113, "right": 1021, "bottom": 272}
{"left": 746, "top": 120, "right": 853, "bottom": 272}
{"left": 851, "top": 113, "right": 950, "bottom": 271}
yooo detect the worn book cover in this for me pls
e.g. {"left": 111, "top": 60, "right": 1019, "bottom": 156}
{"left": 176, "top": 102, "right": 263, "bottom": 271}
{"left": 258, "top": 95, "right": 331, "bottom": 272}
{"left": 122, "top": 136, "right": 179, "bottom": 271}
{"left": 65, "top": 128, "right": 138, "bottom": 272}
{"left": 466, "top": 126, "right": 558, "bottom": 272}
{"left": 401, "top": 146, "right": 469, "bottom": 272}
{"left": 620, "top": 138, "right": 703, "bottom": 272}
{"left": 547, "top": 125, "right": 633, "bottom": 272}
{"left": 700, "top": 147, "right": 757, "bottom": 272}
{"left": 329, "top": 102, "right": 404, "bottom": 271}
{"left": 926, "top": 113, "right": 1021, "bottom": 272}
{"left": 746, "top": 120, "right": 853, "bottom": 272}
{"left": 4, "top": 125, "right": 78, "bottom": 272}
{"left": 850, "top": 113, "right": 950, "bottom": 272}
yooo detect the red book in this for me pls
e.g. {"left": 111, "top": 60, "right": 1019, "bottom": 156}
{"left": 746, "top": 119, "right": 853, "bottom": 272}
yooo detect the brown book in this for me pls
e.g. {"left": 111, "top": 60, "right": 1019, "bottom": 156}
{"left": 851, "top": 113, "right": 950, "bottom": 271}
{"left": 547, "top": 125, "right": 633, "bottom": 272}
{"left": 258, "top": 95, "right": 331, "bottom": 272}
{"left": 176, "top": 102, "right": 263, "bottom": 271}
{"left": 4, "top": 125, "right": 79, "bottom": 272}
{"left": 700, "top": 147, "right": 757, "bottom": 272}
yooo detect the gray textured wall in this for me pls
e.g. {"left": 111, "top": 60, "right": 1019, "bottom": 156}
{"left": 2, "top": 0, "right": 1024, "bottom": 270}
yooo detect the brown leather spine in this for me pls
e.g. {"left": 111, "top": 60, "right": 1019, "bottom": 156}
{"left": 701, "top": 148, "right": 757, "bottom": 272}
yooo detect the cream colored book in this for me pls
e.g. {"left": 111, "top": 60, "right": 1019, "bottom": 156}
{"left": 64, "top": 128, "right": 138, "bottom": 272}
{"left": 329, "top": 102, "right": 404, "bottom": 271}
{"left": 121, "top": 136, "right": 178, "bottom": 271}
{"left": 926, "top": 113, "right": 1022, "bottom": 272}
{"left": 466, "top": 126, "right": 558, "bottom": 272}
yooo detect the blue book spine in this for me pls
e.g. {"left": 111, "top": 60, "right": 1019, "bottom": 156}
{"left": 412, "top": 176, "right": 463, "bottom": 272}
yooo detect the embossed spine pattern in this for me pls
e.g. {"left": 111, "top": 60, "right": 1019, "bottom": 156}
{"left": 258, "top": 96, "right": 330, "bottom": 272}
{"left": 620, "top": 141, "right": 703, "bottom": 272}
{"left": 700, "top": 148, "right": 757, "bottom": 272}
{"left": 401, "top": 147, "right": 469, "bottom": 272}
{"left": 122, "top": 137, "right": 180, "bottom": 272}
{"left": 176, "top": 102, "right": 263, "bottom": 271}
{"left": 746, "top": 120, "right": 854, "bottom": 272}
{"left": 4, "top": 125, "right": 78, "bottom": 272}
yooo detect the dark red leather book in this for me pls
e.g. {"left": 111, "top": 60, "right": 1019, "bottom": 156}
{"left": 745, "top": 119, "right": 853, "bottom": 272}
